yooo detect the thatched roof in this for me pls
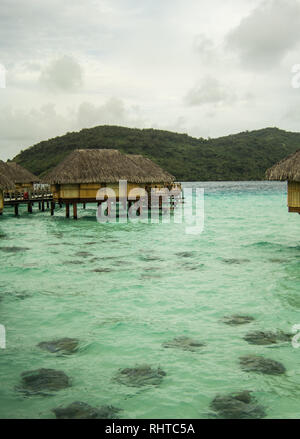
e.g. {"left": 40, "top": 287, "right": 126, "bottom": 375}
{"left": 126, "top": 154, "right": 175, "bottom": 184}
{"left": 43, "top": 149, "right": 175, "bottom": 184}
{"left": 266, "top": 149, "right": 300, "bottom": 182}
{"left": 6, "top": 162, "right": 39, "bottom": 184}
{"left": 0, "top": 161, "right": 15, "bottom": 190}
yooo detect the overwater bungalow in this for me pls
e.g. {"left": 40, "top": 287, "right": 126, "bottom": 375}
{"left": 266, "top": 149, "right": 300, "bottom": 213}
{"left": 6, "top": 162, "right": 39, "bottom": 193}
{"left": 0, "top": 162, "right": 15, "bottom": 215}
{"left": 43, "top": 149, "right": 177, "bottom": 218}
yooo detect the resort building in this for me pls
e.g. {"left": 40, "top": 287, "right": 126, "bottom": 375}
{"left": 0, "top": 161, "right": 15, "bottom": 214}
{"left": 5, "top": 162, "right": 39, "bottom": 193}
{"left": 266, "top": 149, "right": 300, "bottom": 213}
{"left": 43, "top": 149, "right": 178, "bottom": 218}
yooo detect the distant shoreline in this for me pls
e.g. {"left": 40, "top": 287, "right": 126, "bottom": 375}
{"left": 10, "top": 126, "right": 300, "bottom": 182}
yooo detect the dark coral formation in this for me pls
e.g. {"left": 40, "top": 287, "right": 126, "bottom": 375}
{"left": 0, "top": 246, "right": 29, "bottom": 253}
{"left": 37, "top": 338, "right": 79, "bottom": 354}
{"left": 175, "top": 252, "right": 196, "bottom": 258}
{"left": 114, "top": 365, "right": 166, "bottom": 387}
{"left": 243, "top": 331, "right": 291, "bottom": 345}
{"left": 222, "top": 315, "right": 255, "bottom": 325}
{"left": 74, "top": 251, "right": 93, "bottom": 257}
{"left": 239, "top": 355, "right": 286, "bottom": 375}
{"left": 210, "top": 390, "right": 266, "bottom": 419}
{"left": 162, "top": 336, "right": 205, "bottom": 352}
{"left": 52, "top": 401, "right": 121, "bottom": 419}
{"left": 92, "top": 268, "right": 113, "bottom": 273}
{"left": 222, "top": 258, "right": 250, "bottom": 265}
{"left": 17, "top": 368, "right": 71, "bottom": 395}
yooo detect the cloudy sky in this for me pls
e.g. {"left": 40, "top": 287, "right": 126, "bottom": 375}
{"left": 1, "top": 0, "right": 300, "bottom": 160}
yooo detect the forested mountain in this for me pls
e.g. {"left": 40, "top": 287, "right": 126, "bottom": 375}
{"left": 11, "top": 126, "right": 300, "bottom": 181}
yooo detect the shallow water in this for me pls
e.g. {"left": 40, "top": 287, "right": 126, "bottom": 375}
{"left": 0, "top": 181, "right": 299, "bottom": 419}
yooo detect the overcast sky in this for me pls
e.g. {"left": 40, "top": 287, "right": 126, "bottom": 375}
{"left": 1, "top": 0, "right": 300, "bottom": 160}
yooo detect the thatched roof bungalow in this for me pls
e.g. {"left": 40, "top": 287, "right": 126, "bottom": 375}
{"left": 266, "top": 149, "right": 300, "bottom": 213}
{"left": 0, "top": 161, "right": 15, "bottom": 214}
{"left": 6, "top": 162, "right": 39, "bottom": 191}
{"left": 43, "top": 149, "right": 176, "bottom": 202}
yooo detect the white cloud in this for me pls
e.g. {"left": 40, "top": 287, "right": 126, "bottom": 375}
{"left": 0, "top": 99, "right": 147, "bottom": 159}
{"left": 76, "top": 99, "right": 126, "bottom": 127}
{"left": 184, "top": 77, "right": 236, "bottom": 106}
{"left": 226, "top": 0, "right": 300, "bottom": 69}
{"left": 39, "top": 56, "right": 83, "bottom": 92}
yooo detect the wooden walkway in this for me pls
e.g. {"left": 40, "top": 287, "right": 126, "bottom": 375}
{"left": 4, "top": 192, "right": 53, "bottom": 216}
{"left": 3, "top": 192, "right": 182, "bottom": 219}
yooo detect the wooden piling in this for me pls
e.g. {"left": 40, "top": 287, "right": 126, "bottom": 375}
{"left": 66, "top": 203, "right": 70, "bottom": 218}
{"left": 73, "top": 203, "right": 77, "bottom": 220}
{"left": 51, "top": 202, "right": 55, "bottom": 216}
{"left": 14, "top": 204, "right": 19, "bottom": 216}
{"left": 42, "top": 201, "right": 45, "bottom": 212}
{"left": 28, "top": 203, "right": 32, "bottom": 214}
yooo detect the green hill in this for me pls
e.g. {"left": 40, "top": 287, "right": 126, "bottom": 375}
{"left": 11, "top": 125, "right": 300, "bottom": 181}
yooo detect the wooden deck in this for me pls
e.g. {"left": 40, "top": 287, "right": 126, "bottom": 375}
{"left": 4, "top": 192, "right": 53, "bottom": 216}
{"left": 2, "top": 190, "right": 182, "bottom": 219}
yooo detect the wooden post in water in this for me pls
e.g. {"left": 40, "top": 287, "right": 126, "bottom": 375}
{"left": 14, "top": 204, "right": 19, "bottom": 216}
{"left": 47, "top": 201, "right": 49, "bottom": 209}
{"left": 42, "top": 201, "right": 45, "bottom": 212}
{"left": 73, "top": 203, "right": 77, "bottom": 220}
{"left": 38, "top": 202, "right": 41, "bottom": 210}
{"left": 83, "top": 203, "right": 86, "bottom": 209}
{"left": 51, "top": 202, "right": 55, "bottom": 216}
{"left": 97, "top": 202, "right": 102, "bottom": 219}
{"left": 28, "top": 202, "right": 32, "bottom": 214}
{"left": 66, "top": 203, "right": 70, "bottom": 218}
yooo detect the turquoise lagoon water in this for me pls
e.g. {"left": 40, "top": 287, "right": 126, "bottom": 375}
{"left": 0, "top": 181, "right": 299, "bottom": 419}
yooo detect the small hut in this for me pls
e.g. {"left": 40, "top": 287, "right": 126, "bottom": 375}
{"left": 43, "top": 149, "right": 177, "bottom": 218}
{"left": 6, "top": 162, "right": 39, "bottom": 192}
{"left": 0, "top": 161, "right": 15, "bottom": 214}
{"left": 266, "top": 149, "right": 300, "bottom": 213}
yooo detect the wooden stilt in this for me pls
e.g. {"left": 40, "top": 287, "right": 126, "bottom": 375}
{"left": 73, "top": 203, "right": 77, "bottom": 220}
{"left": 51, "top": 202, "right": 55, "bottom": 216}
{"left": 42, "top": 201, "right": 45, "bottom": 212}
{"left": 15, "top": 204, "right": 19, "bottom": 216}
{"left": 66, "top": 203, "right": 70, "bottom": 218}
{"left": 96, "top": 202, "right": 102, "bottom": 219}
{"left": 47, "top": 201, "right": 49, "bottom": 209}
{"left": 28, "top": 203, "right": 32, "bottom": 213}
{"left": 38, "top": 202, "right": 41, "bottom": 210}
{"left": 83, "top": 203, "right": 86, "bottom": 209}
